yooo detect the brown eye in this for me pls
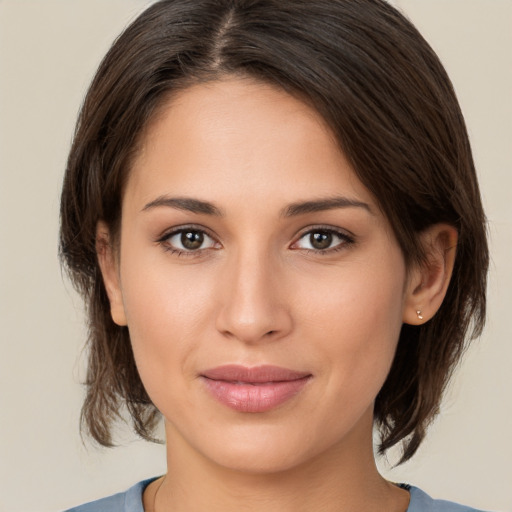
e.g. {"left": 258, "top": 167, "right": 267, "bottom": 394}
{"left": 293, "top": 227, "right": 353, "bottom": 253}
{"left": 181, "top": 230, "right": 204, "bottom": 250}
{"left": 309, "top": 231, "right": 333, "bottom": 250}
{"left": 162, "top": 228, "right": 217, "bottom": 253}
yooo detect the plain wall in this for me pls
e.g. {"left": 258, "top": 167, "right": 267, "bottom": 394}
{"left": 0, "top": 1, "right": 510, "bottom": 511}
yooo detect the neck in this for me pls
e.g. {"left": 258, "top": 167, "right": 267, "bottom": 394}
{"left": 145, "top": 414, "right": 409, "bottom": 512}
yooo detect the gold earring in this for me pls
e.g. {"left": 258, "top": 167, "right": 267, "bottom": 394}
{"left": 416, "top": 310, "right": 424, "bottom": 320}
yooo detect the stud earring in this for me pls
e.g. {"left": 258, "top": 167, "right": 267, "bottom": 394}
{"left": 416, "top": 310, "right": 424, "bottom": 320}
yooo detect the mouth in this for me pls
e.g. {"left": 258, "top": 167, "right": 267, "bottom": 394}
{"left": 200, "top": 365, "right": 312, "bottom": 413}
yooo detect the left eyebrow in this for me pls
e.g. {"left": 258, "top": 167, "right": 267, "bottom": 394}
{"left": 280, "top": 196, "right": 373, "bottom": 217}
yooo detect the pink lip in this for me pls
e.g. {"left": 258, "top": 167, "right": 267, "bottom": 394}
{"left": 200, "top": 365, "right": 312, "bottom": 413}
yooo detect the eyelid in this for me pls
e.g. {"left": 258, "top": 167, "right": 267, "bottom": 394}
{"left": 156, "top": 224, "right": 221, "bottom": 255}
{"left": 155, "top": 224, "right": 355, "bottom": 256}
{"left": 156, "top": 223, "right": 216, "bottom": 241}
{"left": 290, "top": 225, "right": 355, "bottom": 252}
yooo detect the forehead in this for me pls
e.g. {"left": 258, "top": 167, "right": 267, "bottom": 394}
{"left": 125, "top": 77, "right": 376, "bottom": 213}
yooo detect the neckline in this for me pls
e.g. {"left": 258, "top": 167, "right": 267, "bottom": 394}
{"left": 136, "top": 478, "right": 417, "bottom": 512}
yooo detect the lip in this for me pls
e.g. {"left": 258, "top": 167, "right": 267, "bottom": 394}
{"left": 200, "top": 365, "right": 312, "bottom": 413}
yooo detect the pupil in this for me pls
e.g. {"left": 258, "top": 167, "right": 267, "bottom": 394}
{"left": 311, "top": 231, "right": 332, "bottom": 250}
{"left": 181, "top": 231, "right": 203, "bottom": 250}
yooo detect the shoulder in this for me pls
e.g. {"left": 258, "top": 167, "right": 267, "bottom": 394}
{"left": 407, "top": 485, "right": 491, "bottom": 512}
{"left": 63, "top": 478, "right": 158, "bottom": 512}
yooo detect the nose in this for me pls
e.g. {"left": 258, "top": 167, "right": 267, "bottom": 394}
{"left": 215, "top": 249, "right": 293, "bottom": 345}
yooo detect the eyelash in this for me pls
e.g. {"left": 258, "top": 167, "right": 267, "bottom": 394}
{"left": 292, "top": 226, "right": 355, "bottom": 254}
{"left": 156, "top": 225, "right": 355, "bottom": 258}
{"left": 156, "top": 224, "right": 219, "bottom": 258}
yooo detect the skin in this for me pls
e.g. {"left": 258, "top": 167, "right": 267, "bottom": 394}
{"left": 98, "top": 77, "right": 457, "bottom": 512}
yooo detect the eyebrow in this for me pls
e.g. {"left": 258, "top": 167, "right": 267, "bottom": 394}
{"left": 141, "top": 195, "right": 372, "bottom": 217}
{"left": 281, "top": 196, "right": 373, "bottom": 217}
{"left": 142, "top": 196, "right": 224, "bottom": 216}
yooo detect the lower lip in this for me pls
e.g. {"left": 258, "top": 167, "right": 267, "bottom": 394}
{"left": 202, "top": 377, "right": 311, "bottom": 413}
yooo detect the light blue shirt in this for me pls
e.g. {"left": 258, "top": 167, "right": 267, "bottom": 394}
{"left": 64, "top": 478, "right": 489, "bottom": 512}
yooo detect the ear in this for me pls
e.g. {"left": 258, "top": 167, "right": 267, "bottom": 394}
{"left": 403, "top": 224, "right": 458, "bottom": 325}
{"left": 96, "top": 221, "right": 127, "bottom": 326}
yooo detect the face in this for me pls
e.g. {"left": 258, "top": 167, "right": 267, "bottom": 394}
{"left": 102, "top": 77, "right": 417, "bottom": 473}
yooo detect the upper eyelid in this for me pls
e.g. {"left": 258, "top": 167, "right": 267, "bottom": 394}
{"left": 157, "top": 224, "right": 218, "bottom": 242}
{"left": 290, "top": 226, "right": 355, "bottom": 250}
{"left": 293, "top": 225, "right": 355, "bottom": 241}
{"left": 156, "top": 224, "right": 354, "bottom": 250}
{"left": 157, "top": 227, "right": 220, "bottom": 257}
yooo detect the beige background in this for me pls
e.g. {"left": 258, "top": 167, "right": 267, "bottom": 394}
{"left": 0, "top": 1, "right": 510, "bottom": 511}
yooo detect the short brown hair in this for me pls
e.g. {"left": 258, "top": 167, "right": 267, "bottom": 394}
{"left": 60, "top": 0, "right": 488, "bottom": 463}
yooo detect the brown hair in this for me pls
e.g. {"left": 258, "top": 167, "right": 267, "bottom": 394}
{"left": 60, "top": 0, "right": 488, "bottom": 463}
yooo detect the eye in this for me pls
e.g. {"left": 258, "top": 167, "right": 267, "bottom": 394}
{"left": 292, "top": 228, "right": 353, "bottom": 253}
{"left": 159, "top": 227, "right": 218, "bottom": 254}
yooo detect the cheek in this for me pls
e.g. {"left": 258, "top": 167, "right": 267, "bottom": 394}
{"left": 299, "top": 253, "right": 405, "bottom": 335}
{"left": 117, "top": 246, "right": 217, "bottom": 398}
{"left": 297, "top": 251, "right": 406, "bottom": 396}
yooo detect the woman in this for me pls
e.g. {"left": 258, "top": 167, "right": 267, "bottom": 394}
{"left": 60, "top": 1, "right": 489, "bottom": 511}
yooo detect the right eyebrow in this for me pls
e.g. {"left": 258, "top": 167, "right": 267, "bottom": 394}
{"left": 141, "top": 196, "right": 224, "bottom": 216}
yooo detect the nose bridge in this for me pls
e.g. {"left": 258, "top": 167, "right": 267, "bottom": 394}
{"left": 215, "top": 241, "right": 292, "bottom": 343}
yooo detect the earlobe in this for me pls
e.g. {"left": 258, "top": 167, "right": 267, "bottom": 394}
{"left": 96, "top": 221, "right": 127, "bottom": 326}
{"left": 403, "top": 224, "right": 458, "bottom": 325}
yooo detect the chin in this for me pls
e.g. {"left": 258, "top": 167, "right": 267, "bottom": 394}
{"left": 208, "top": 444, "right": 311, "bottom": 475}
{"left": 187, "top": 420, "right": 348, "bottom": 476}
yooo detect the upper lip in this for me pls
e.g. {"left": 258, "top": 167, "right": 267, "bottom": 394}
{"left": 201, "top": 365, "right": 311, "bottom": 383}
